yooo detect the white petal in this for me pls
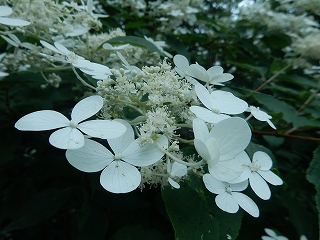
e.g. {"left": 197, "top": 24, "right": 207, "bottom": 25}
{"left": 49, "top": 127, "right": 84, "bottom": 149}
{"left": 190, "top": 106, "right": 230, "bottom": 124}
{"left": 195, "top": 84, "right": 214, "bottom": 109}
{"left": 173, "top": 54, "right": 189, "bottom": 70}
{"left": 206, "top": 138, "right": 220, "bottom": 165}
{"left": 233, "top": 192, "right": 259, "bottom": 217}
{"left": 122, "top": 138, "right": 165, "bottom": 167}
{"left": 188, "top": 64, "right": 209, "bottom": 82}
{"left": 54, "top": 42, "right": 70, "bottom": 55}
{"left": 0, "top": 17, "right": 30, "bottom": 26}
{"left": 249, "top": 172, "right": 271, "bottom": 200}
{"left": 1, "top": 35, "right": 19, "bottom": 47}
{"left": 15, "top": 110, "right": 69, "bottom": 131}
{"left": 192, "top": 118, "right": 209, "bottom": 142}
{"left": 168, "top": 177, "right": 180, "bottom": 189}
{"left": 209, "top": 158, "right": 244, "bottom": 182}
{"left": 258, "top": 170, "right": 283, "bottom": 186}
{"left": 8, "top": 33, "right": 20, "bottom": 44}
{"left": 215, "top": 192, "right": 239, "bottom": 213}
{"left": 230, "top": 180, "right": 249, "bottom": 192}
{"left": 207, "top": 66, "right": 223, "bottom": 76}
{"left": 79, "top": 62, "right": 111, "bottom": 74}
{"left": 210, "top": 90, "right": 248, "bottom": 114}
{"left": 78, "top": 120, "right": 126, "bottom": 139}
{"left": 203, "top": 174, "right": 226, "bottom": 194}
{"left": 107, "top": 120, "right": 134, "bottom": 154}
{"left": 100, "top": 161, "right": 141, "bottom": 193}
{"left": 71, "top": 95, "right": 103, "bottom": 123}
{"left": 0, "top": 6, "right": 12, "bottom": 16}
{"left": 209, "top": 117, "right": 251, "bottom": 160}
{"left": 264, "top": 228, "right": 277, "bottom": 237}
{"left": 66, "top": 139, "right": 114, "bottom": 172}
{"left": 250, "top": 106, "right": 272, "bottom": 121}
{"left": 40, "top": 40, "right": 63, "bottom": 55}
{"left": 228, "top": 151, "right": 252, "bottom": 183}
{"left": 194, "top": 139, "right": 212, "bottom": 162}
{"left": 261, "top": 237, "right": 275, "bottom": 240}
{"left": 171, "top": 162, "right": 187, "bottom": 177}
{"left": 266, "top": 119, "right": 276, "bottom": 129}
{"left": 210, "top": 73, "right": 234, "bottom": 85}
{"left": 253, "top": 151, "right": 272, "bottom": 170}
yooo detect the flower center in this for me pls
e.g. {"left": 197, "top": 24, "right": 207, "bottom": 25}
{"left": 66, "top": 52, "right": 77, "bottom": 64}
{"left": 226, "top": 186, "right": 233, "bottom": 194}
{"left": 114, "top": 153, "right": 122, "bottom": 160}
{"left": 249, "top": 161, "right": 261, "bottom": 172}
{"left": 211, "top": 107, "right": 220, "bottom": 114}
{"left": 69, "top": 121, "right": 78, "bottom": 128}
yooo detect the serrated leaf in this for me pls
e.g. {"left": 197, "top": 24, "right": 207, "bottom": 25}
{"left": 106, "top": 36, "right": 160, "bottom": 53}
{"left": 306, "top": 146, "right": 320, "bottom": 238}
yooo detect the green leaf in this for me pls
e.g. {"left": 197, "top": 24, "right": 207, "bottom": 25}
{"left": 269, "top": 60, "right": 289, "bottom": 73}
{"left": 292, "top": 116, "right": 320, "bottom": 128}
{"left": 106, "top": 36, "right": 160, "bottom": 53}
{"left": 306, "top": 146, "right": 320, "bottom": 238}
{"left": 254, "top": 93, "right": 297, "bottom": 123}
{"left": 228, "top": 61, "right": 267, "bottom": 76}
{"left": 162, "top": 174, "right": 242, "bottom": 240}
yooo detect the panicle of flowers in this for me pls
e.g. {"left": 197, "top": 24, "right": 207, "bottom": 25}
{"left": 7, "top": 0, "right": 103, "bottom": 38}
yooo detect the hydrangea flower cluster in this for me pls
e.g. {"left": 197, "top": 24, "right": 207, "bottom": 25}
{"left": 239, "top": 0, "right": 320, "bottom": 76}
{"left": 3, "top": 1, "right": 284, "bottom": 219}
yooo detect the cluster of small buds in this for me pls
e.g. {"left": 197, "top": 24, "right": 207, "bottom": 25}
{"left": 41, "top": 73, "right": 62, "bottom": 89}
{"left": 138, "top": 106, "right": 178, "bottom": 144}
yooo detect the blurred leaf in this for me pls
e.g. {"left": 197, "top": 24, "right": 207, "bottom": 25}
{"left": 306, "top": 146, "right": 320, "bottom": 238}
{"left": 292, "top": 116, "right": 320, "bottom": 128}
{"left": 254, "top": 93, "right": 297, "bottom": 123}
{"left": 269, "top": 60, "right": 289, "bottom": 73}
{"left": 228, "top": 61, "right": 267, "bottom": 76}
{"left": 106, "top": 36, "right": 160, "bottom": 53}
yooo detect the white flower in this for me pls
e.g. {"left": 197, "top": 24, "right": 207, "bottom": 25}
{"left": 40, "top": 40, "right": 90, "bottom": 68}
{"left": 102, "top": 43, "right": 130, "bottom": 50}
{"left": 66, "top": 120, "right": 168, "bottom": 193}
{"left": 247, "top": 106, "right": 276, "bottom": 129}
{"left": 173, "top": 54, "right": 198, "bottom": 84}
{"left": 190, "top": 84, "right": 248, "bottom": 124}
{"left": 83, "top": 0, "right": 109, "bottom": 18}
{"left": 187, "top": 63, "right": 234, "bottom": 86}
{"left": 15, "top": 95, "right": 127, "bottom": 149}
{"left": 231, "top": 151, "right": 283, "bottom": 200}
{"left": 144, "top": 36, "right": 173, "bottom": 58}
{"left": 0, "top": 6, "right": 30, "bottom": 26}
{"left": 203, "top": 174, "right": 259, "bottom": 217}
{"left": 1, "top": 34, "right": 34, "bottom": 50}
{"left": 193, "top": 117, "right": 251, "bottom": 182}
{"left": 168, "top": 162, "right": 187, "bottom": 189}
{"left": 262, "top": 228, "right": 288, "bottom": 240}
{"left": 117, "top": 52, "right": 141, "bottom": 73}
{"left": 79, "top": 62, "right": 112, "bottom": 80}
